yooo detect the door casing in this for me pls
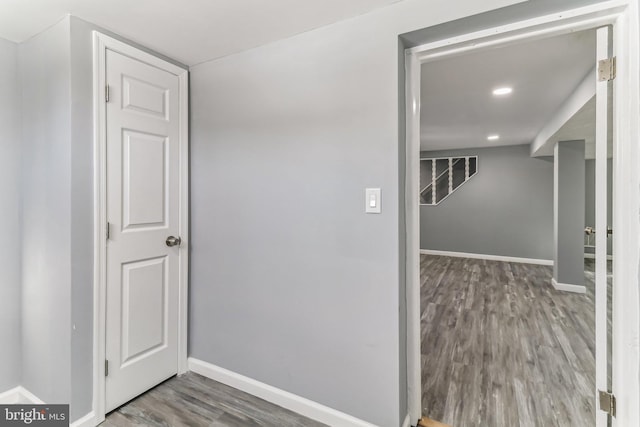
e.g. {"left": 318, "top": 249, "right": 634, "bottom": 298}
{"left": 91, "top": 32, "right": 189, "bottom": 425}
{"left": 404, "top": 1, "right": 640, "bottom": 426}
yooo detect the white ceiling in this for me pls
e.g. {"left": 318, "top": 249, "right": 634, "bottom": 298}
{"left": 420, "top": 30, "right": 596, "bottom": 152}
{"left": 0, "top": 0, "right": 402, "bottom": 66}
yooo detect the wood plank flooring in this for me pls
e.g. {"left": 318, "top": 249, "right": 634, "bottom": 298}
{"left": 420, "top": 255, "right": 596, "bottom": 427}
{"left": 101, "top": 372, "right": 327, "bottom": 427}
{"left": 99, "top": 255, "right": 603, "bottom": 427}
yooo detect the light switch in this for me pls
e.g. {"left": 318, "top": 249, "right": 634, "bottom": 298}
{"left": 365, "top": 188, "right": 381, "bottom": 214}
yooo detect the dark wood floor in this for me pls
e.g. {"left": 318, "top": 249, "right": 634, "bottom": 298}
{"left": 420, "top": 255, "right": 596, "bottom": 427}
{"left": 101, "top": 372, "right": 327, "bottom": 427}
{"left": 99, "top": 255, "right": 604, "bottom": 427}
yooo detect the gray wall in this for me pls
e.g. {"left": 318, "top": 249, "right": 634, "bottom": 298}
{"left": 585, "top": 158, "right": 613, "bottom": 255}
{"left": 189, "top": 1, "right": 525, "bottom": 426}
{"left": 19, "top": 17, "right": 72, "bottom": 405}
{"left": 554, "top": 141, "right": 586, "bottom": 286}
{"left": 69, "top": 17, "right": 97, "bottom": 421}
{"left": 420, "top": 145, "right": 554, "bottom": 260}
{"left": 0, "top": 37, "right": 22, "bottom": 393}
{"left": 1, "top": 0, "right": 614, "bottom": 422}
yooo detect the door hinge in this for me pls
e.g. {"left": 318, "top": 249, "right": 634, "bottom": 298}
{"left": 599, "top": 390, "right": 616, "bottom": 417}
{"left": 105, "top": 85, "right": 110, "bottom": 102}
{"left": 598, "top": 57, "right": 616, "bottom": 81}
{"left": 106, "top": 222, "right": 111, "bottom": 240}
{"left": 105, "top": 360, "right": 109, "bottom": 377}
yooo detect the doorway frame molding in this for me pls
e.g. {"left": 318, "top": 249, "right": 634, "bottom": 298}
{"left": 404, "top": 1, "right": 639, "bottom": 426}
{"left": 90, "top": 32, "right": 190, "bottom": 426}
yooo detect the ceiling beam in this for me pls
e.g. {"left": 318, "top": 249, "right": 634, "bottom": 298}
{"left": 530, "top": 65, "right": 595, "bottom": 157}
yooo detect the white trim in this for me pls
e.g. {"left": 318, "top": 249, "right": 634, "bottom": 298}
{"left": 408, "top": 1, "right": 628, "bottom": 60}
{"left": 405, "top": 2, "right": 640, "bottom": 426}
{"left": 70, "top": 412, "right": 96, "bottom": 427}
{"left": 404, "top": 49, "right": 422, "bottom": 426}
{"left": 177, "top": 65, "right": 190, "bottom": 376}
{"left": 610, "top": 3, "right": 640, "bottom": 425}
{"left": 401, "top": 414, "right": 411, "bottom": 427}
{"left": 91, "top": 30, "right": 107, "bottom": 427}
{"left": 15, "top": 387, "right": 44, "bottom": 404}
{"left": 0, "top": 387, "right": 44, "bottom": 404}
{"left": 92, "top": 31, "right": 189, "bottom": 425}
{"left": 419, "top": 154, "right": 478, "bottom": 161}
{"left": 188, "top": 358, "right": 378, "bottom": 427}
{"left": 420, "top": 249, "right": 553, "bottom": 266}
{"left": 0, "top": 387, "right": 18, "bottom": 403}
{"left": 94, "top": 34, "right": 185, "bottom": 76}
{"left": 584, "top": 253, "right": 613, "bottom": 261}
{"left": 595, "top": 26, "right": 611, "bottom": 427}
{"left": 551, "top": 278, "right": 587, "bottom": 294}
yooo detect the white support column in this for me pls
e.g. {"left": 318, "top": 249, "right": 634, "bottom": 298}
{"left": 465, "top": 156, "right": 469, "bottom": 180}
{"left": 431, "top": 159, "right": 436, "bottom": 204}
{"left": 448, "top": 158, "right": 453, "bottom": 194}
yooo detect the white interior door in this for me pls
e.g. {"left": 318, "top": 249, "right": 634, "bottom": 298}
{"left": 595, "top": 25, "right": 614, "bottom": 427}
{"left": 105, "top": 48, "right": 182, "bottom": 412}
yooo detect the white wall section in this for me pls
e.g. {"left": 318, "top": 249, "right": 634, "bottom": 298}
{"left": 69, "top": 17, "right": 98, "bottom": 422}
{"left": 19, "top": 16, "right": 72, "bottom": 407}
{"left": 0, "top": 37, "right": 22, "bottom": 394}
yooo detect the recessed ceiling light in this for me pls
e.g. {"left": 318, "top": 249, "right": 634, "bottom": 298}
{"left": 487, "top": 135, "right": 500, "bottom": 141}
{"left": 493, "top": 87, "right": 513, "bottom": 96}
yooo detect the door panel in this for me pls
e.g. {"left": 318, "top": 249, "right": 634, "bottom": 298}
{"left": 122, "top": 131, "right": 167, "bottom": 228}
{"left": 105, "top": 48, "right": 181, "bottom": 412}
{"left": 121, "top": 256, "right": 168, "bottom": 365}
{"left": 122, "top": 75, "right": 169, "bottom": 119}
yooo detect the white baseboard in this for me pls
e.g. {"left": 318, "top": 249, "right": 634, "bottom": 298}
{"left": 0, "top": 387, "right": 96, "bottom": 427}
{"left": 18, "top": 387, "right": 44, "bottom": 404}
{"left": 401, "top": 414, "right": 411, "bottom": 427}
{"left": 584, "top": 253, "right": 613, "bottom": 260}
{"left": 188, "top": 358, "right": 378, "bottom": 427}
{"left": 420, "top": 249, "right": 553, "bottom": 266}
{"left": 70, "top": 411, "right": 97, "bottom": 427}
{"left": 552, "top": 278, "right": 587, "bottom": 294}
{"left": 0, "top": 387, "right": 20, "bottom": 404}
{"left": 0, "top": 386, "right": 44, "bottom": 404}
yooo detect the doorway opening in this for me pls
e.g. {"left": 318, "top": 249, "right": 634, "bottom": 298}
{"left": 404, "top": 3, "right": 639, "bottom": 427}
{"left": 419, "top": 28, "right": 601, "bottom": 426}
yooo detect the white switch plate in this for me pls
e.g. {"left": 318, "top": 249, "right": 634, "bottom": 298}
{"left": 365, "top": 188, "right": 381, "bottom": 213}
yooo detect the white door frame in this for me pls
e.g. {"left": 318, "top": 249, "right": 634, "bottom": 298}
{"left": 404, "top": 1, "right": 640, "bottom": 426}
{"left": 91, "top": 32, "right": 189, "bottom": 425}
